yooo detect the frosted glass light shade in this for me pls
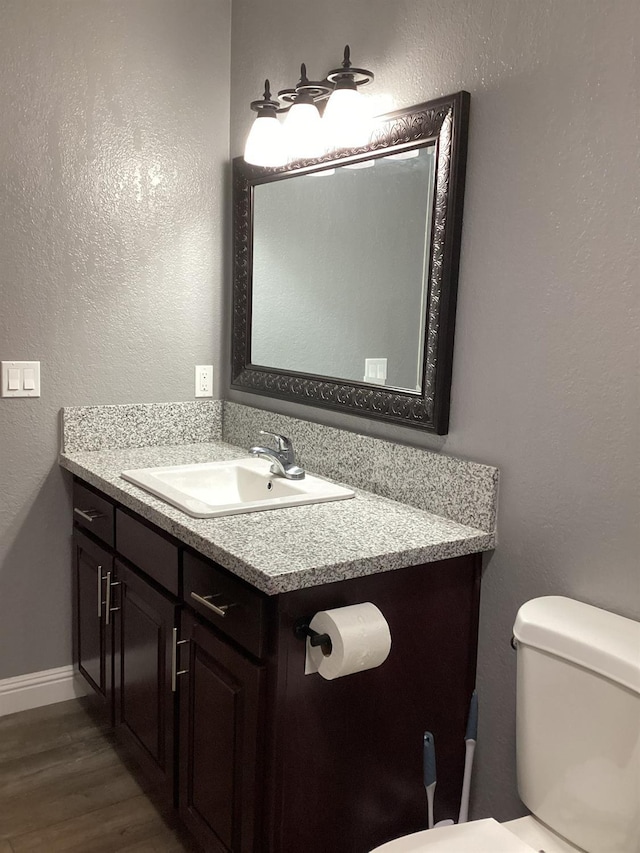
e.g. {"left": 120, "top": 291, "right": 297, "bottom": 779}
{"left": 387, "top": 149, "right": 420, "bottom": 161}
{"left": 323, "top": 87, "right": 371, "bottom": 150}
{"left": 244, "top": 113, "right": 286, "bottom": 167}
{"left": 344, "top": 159, "right": 375, "bottom": 170}
{"left": 284, "top": 101, "right": 325, "bottom": 160}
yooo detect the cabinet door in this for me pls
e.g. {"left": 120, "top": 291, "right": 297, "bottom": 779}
{"left": 114, "top": 560, "right": 179, "bottom": 803}
{"left": 179, "top": 610, "right": 264, "bottom": 853}
{"left": 74, "top": 530, "right": 113, "bottom": 717}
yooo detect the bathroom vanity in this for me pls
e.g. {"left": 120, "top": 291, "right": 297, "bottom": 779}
{"left": 61, "top": 402, "right": 498, "bottom": 853}
{"left": 57, "top": 85, "right": 487, "bottom": 851}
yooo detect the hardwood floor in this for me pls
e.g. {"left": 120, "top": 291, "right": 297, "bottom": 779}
{"left": 0, "top": 699, "right": 198, "bottom": 852}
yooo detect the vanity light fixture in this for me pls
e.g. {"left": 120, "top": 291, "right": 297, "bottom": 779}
{"left": 279, "top": 64, "right": 329, "bottom": 161}
{"left": 322, "top": 46, "right": 374, "bottom": 149}
{"left": 243, "top": 45, "right": 374, "bottom": 167}
{"left": 243, "top": 81, "right": 286, "bottom": 167}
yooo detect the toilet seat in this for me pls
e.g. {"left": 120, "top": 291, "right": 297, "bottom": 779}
{"left": 370, "top": 818, "right": 539, "bottom": 852}
{"left": 504, "top": 816, "right": 584, "bottom": 852}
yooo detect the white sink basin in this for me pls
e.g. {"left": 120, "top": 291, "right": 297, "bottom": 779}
{"left": 121, "top": 457, "right": 355, "bottom": 518}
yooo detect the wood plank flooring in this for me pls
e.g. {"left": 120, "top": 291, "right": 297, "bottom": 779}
{"left": 0, "top": 699, "right": 198, "bottom": 852}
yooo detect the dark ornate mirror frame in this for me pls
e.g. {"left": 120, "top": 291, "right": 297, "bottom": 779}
{"left": 231, "top": 91, "right": 469, "bottom": 434}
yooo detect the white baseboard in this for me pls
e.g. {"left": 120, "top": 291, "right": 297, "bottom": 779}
{"left": 0, "top": 665, "right": 90, "bottom": 718}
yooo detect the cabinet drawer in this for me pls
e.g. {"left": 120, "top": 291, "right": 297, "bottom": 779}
{"left": 73, "top": 481, "right": 115, "bottom": 547}
{"left": 183, "top": 552, "right": 268, "bottom": 659}
{"left": 115, "top": 509, "right": 179, "bottom": 596}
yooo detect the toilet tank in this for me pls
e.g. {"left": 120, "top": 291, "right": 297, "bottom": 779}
{"left": 513, "top": 597, "right": 640, "bottom": 853}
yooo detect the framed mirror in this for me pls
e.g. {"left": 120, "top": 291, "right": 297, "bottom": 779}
{"left": 231, "top": 91, "right": 469, "bottom": 434}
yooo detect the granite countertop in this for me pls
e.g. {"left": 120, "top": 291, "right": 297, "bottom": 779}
{"left": 59, "top": 441, "right": 496, "bottom": 595}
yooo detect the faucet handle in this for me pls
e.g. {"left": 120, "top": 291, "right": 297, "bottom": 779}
{"left": 258, "top": 430, "right": 292, "bottom": 453}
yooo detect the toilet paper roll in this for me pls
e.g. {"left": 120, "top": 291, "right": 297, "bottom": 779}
{"left": 306, "top": 602, "right": 392, "bottom": 680}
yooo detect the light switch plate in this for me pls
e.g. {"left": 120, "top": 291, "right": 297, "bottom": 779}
{"left": 195, "top": 365, "right": 213, "bottom": 397}
{"left": 1, "top": 361, "right": 41, "bottom": 398}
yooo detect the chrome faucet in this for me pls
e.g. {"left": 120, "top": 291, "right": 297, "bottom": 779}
{"left": 249, "top": 430, "right": 305, "bottom": 480}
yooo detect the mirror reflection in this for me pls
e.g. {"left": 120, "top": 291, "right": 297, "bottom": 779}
{"left": 233, "top": 92, "right": 470, "bottom": 434}
{"left": 251, "top": 145, "right": 436, "bottom": 392}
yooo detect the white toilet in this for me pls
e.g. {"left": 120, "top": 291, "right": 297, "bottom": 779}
{"left": 371, "top": 596, "right": 640, "bottom": 853}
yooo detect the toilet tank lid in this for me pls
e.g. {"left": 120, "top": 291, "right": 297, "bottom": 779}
{"left": 513, "top": 596, "right": 640, "bottom": 695}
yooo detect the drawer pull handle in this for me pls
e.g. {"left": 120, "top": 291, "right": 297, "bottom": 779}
{"left": 103, "top": 571, "right": 120, "bottom": 625}
{"left": 190, "top": 591, "right": 230, "bottom": 618}
{"left": 171, "top": 628, "right": 190, "bottom": 692}
{"left": 74, "top": 507, "right": 105, "bottom": 523}
{"left": 97, "top": 565, "right": 103, "bottom": 619}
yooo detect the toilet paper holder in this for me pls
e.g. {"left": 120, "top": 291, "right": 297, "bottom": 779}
{"left": 294, "top": 619, "right": 333, "bottom": 655}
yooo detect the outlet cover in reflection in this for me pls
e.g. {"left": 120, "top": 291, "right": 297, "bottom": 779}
{"left": 364, "top": 358, "right": 387, "bottom": 385}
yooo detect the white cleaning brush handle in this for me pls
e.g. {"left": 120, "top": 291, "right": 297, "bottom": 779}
{"left": 458, "top": 739, "right": 476, "bottom": 823}
{"left": 425, "top": 781, "right": 436, "bottom": 829}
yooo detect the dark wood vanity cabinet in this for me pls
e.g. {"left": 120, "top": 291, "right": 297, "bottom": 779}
{"left": 72, "top": 477, "right": 482, "bottom": 852}
{"left": 179, "top": 552, "right": 268, "bottom": 852}
{"left": 73, "top": 480, "right": 268, "bottom": 852}
{"left": 111, "top": 508, "right": 182, "bottom": 801}
{"left": 114, "top": 559, "right": 179, "bottom": 802}
{"left": 178, "top": 608, "right": 265, "bottom": 853}
{"left": 74, "top": 530, "right": 114, "bottom": 721}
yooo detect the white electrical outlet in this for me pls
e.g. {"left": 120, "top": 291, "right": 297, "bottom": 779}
{"left": 1, "top": 361, "right": 41, "bottom": 398}
{"left": 364, "top": 357, "right": 387, "bottom": 385}
{"left": 195, "top": 365, "right": 213, "bottom": 397}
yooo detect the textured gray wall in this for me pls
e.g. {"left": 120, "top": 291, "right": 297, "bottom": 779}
{"left": 0, "top": 0, "right": 230, "bottom": 679}
{"left": 229, "top": 0, "right": 640, "bottom": 821}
